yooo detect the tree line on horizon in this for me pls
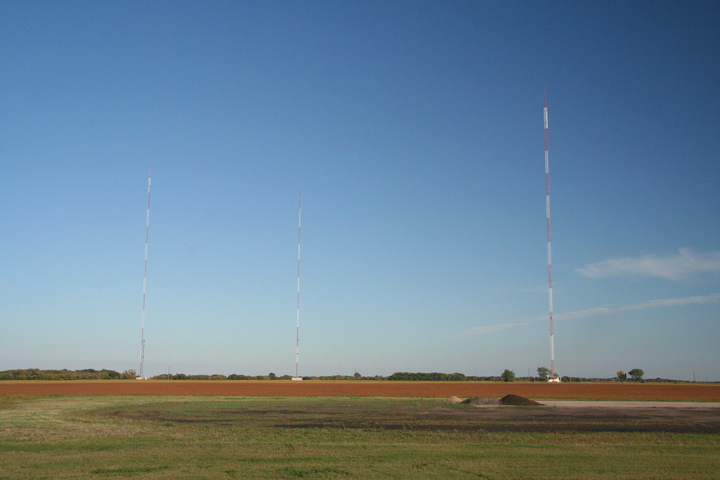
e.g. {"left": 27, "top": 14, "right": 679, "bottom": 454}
{"left": 387, "top": 372, "right": 468, "bottom": 381}
{"left": 0, "top": 368, "right": 697, "bottom": 383}
{"left": 0, "top": 369, "right": 138, "bottom": 380}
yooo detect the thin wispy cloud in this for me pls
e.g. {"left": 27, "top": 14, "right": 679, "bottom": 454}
{"left": 553, "top": 292, "right": 720, "bottom": 321}
{"left": 460, "top": 322, "right": 530, "bottom": 336}
{"left": 577, "top": 248, "right": 720, "bottom": 281}
{"left": 459, "top": 292, "right": 720, "bottom": 337}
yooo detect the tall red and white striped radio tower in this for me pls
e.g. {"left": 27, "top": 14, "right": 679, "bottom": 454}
{"left": 139, "top": 169, "right": 151, "bottom": 379}
{"left": 544, "top": 93, "right": 556, "bottom": 380}
{"left": 293, "top": 193, "right": 302, "bottom": 380}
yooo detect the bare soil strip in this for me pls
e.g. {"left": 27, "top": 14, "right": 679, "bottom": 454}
{"left": 542, "top": 400, "right": 720, "bottom": 408}
{"left": 2, "top": 380, "right": 720, "bottom": 400}
{"left": 94, "top": 397, "right": 720, "bottom": 434}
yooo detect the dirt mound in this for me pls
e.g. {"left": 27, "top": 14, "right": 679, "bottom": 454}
{"left": 500, "top": 394, "right": 541, "bottom": 406}
{"left": 462, "top": 396, "right": 501, "bottom": 406}
{"left": 445, "top": 396, "right": 464, "bottom": 403}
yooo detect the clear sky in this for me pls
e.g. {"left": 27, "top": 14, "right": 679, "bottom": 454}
{"left": 1, "top": 1, "right": 718, "bottom": 380}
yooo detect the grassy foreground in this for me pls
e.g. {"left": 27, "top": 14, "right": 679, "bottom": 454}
{"left": 1, "top": 396, "right": 719, "bottom": 479}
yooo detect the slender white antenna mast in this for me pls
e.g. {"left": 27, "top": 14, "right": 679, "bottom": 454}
{"left": 139, "top": 169, "right": 151, "bottom": 379}
{"left": 294, "top": 193, "right": 302, "bottom": 379}
{"left": 544, "top": 93, "right": 556, "bottom": 380}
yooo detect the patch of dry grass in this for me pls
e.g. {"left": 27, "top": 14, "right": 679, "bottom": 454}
{"left": 1, "top": 396, "right": 719, "bottom": 479}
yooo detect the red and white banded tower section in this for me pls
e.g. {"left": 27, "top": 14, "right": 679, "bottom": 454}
{"left": 293, "top": 193, "right": 303, "bottom": 380}
{"left": 544, "top": 94, "right": 557, "bottom": 381}
{"left": 139, "top": 170, "right": 151, "bottom": 379}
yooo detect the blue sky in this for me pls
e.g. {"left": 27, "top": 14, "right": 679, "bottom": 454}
{"left": 1, "top": 1, "right": 718, "bottom": 380}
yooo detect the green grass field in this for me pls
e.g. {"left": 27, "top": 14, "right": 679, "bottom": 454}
{"left": 1, "top": 395, "right": 719, "bottom": 479}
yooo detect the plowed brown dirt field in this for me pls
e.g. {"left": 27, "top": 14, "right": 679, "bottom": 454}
{"left": 1, "top": 380, "right": 719, "bottom": 400}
